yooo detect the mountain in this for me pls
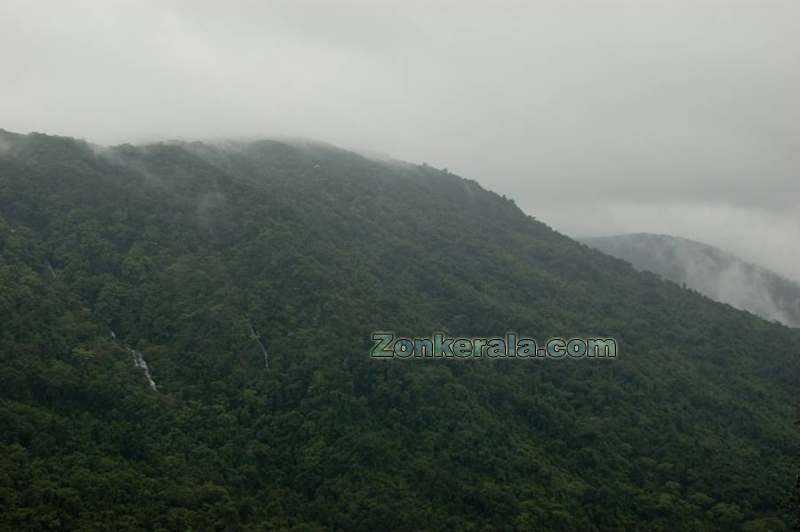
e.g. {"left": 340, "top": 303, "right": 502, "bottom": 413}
{"left": 1, "top": 129, "right": 799, "bottom": 531}
{"left": 580, "top": 233, "right": 800, "bottom": 328}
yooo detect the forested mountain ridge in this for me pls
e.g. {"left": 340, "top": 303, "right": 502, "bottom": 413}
{"left": 580, "top": 233, "right": 800, "bottom": 328}
{"left": 1, "top": 129, "right": 799, "bottom": 531}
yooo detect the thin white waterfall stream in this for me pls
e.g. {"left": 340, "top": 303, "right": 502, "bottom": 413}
{"left": 128, "top": 347, "right": 158, "bottom": 391}
{"left": 248, "top": 321, "right": 270, "bottom": 369}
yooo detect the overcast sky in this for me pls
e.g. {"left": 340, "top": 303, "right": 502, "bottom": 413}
{"left": 1, "top": 0, "right": 798, "bottom": 280}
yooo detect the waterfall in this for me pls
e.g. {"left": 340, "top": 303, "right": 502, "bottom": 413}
{"left": 248, "top": 320, "right": 270, "bottom": 369}
{"left": 128, "top": 348, "right": 158, "bottom": 391}
{"left": 44, "top": 260, "right": 56, "bottom": 277}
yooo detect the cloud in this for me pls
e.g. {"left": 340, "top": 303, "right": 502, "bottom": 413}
{"left": 0, "top": 0, "right": 797, "bottom": 279}
{"left": 542, "top": 201, "right": 800, "bottom": 283}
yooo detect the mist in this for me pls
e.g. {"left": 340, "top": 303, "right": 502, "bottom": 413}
{"left": 1, "top": 0, "right": 797, "bottom": 280}
{"left": 583, "top": 233, "right": 800, "bottom": 327}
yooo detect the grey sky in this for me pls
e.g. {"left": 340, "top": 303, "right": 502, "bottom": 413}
{"left": 1, "top": 0, "right": 798, "bottom": 280}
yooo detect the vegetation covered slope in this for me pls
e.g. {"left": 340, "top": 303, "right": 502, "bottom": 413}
{"left": 581, "top": 233, "right": 800, "bottom": 328}
{"left": 1, "top": 129, "right": 799, "bottom": 531}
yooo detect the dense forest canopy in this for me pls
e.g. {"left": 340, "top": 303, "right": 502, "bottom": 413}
{"left": 1, "top": 129, "right": 798, "bottom": 531}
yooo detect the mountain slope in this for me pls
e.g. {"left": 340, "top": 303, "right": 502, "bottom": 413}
{"left": 580, "top": 233, "right": 800, "bottom": 328}
{"left": 1, "top": 129, "right": 799, "bottom": 531}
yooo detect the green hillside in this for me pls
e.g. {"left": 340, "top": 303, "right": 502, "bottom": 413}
{"left": 1, "top": 129, "right": 798, "bottom": 531}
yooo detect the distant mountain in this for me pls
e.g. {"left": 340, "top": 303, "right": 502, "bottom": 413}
{"left": 1, "top": 129, "right": 799, "bottom": 530}
{"left": 580, "top": 233, "right": 800, "bottom": 327}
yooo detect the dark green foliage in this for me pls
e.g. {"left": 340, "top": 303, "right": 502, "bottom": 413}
{"left": 0, "top": 129, "right": 798, "bottom": 530}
